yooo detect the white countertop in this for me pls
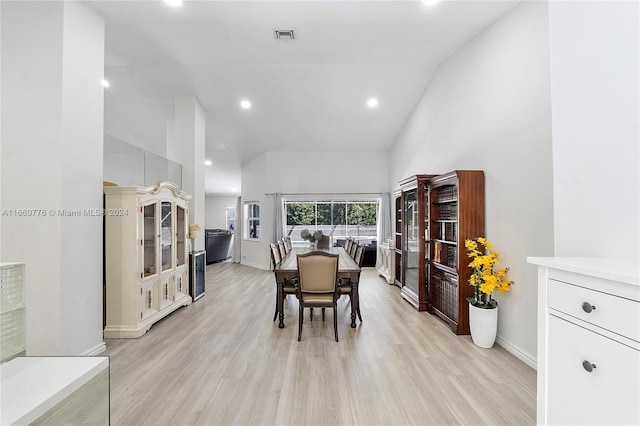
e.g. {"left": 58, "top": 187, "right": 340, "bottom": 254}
{"left": 527, "top": 257, "right": 640, "bottom": 286}
{"left": 0, "top": 356, "right": 109, "bottom": 425}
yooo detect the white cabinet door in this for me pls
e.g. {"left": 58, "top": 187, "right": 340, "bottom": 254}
{"left": 139, "top": 281, "right": 158, "bottom": 321}
{"left": 158, "top": 274, "right": 173, "bottom": 311}
{"left": 547, "top": 314, "right": 640, "bottom": 426}
{"left": 174, "top": 266, "right": 189, "bottom": 301}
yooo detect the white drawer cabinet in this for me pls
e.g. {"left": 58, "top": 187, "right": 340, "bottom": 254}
{"left": 376, "top": 241, "right": 395, "bottom": 284}
{"left": 528, "top": 257, "right": 640, "bottom": 426}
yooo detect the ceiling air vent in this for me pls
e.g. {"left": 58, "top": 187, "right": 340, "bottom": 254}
{"left": 274, "top": 29, "right": 295, "bottom": 40}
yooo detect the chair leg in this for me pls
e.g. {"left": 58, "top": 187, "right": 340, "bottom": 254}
{"left": 333, "top": 304, "right": 338, "bottom": 342}
{"left": 298, "top": 305, "right": 303, "bottom": 342}
{"left": 357, "top": 307, "right": 362, "bottom": 322}
{"left": 322, "top": 307, "right": 325, "bottom": 321}
{"left": 310, "top": 307, "right": 313, "bottom": 321}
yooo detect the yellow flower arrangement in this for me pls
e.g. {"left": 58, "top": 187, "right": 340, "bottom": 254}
{"left": 188, "top": 224, "right": 201, "bottom": 239}
{"left": 465, "top": 237, "right": 513, "bottom": 309}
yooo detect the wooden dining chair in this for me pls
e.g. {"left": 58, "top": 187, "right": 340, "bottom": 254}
{"left": 337, "top": 244, "right": 364, "bottom": 323}
{"left": 317, "top": 234, "right": 330, "bottom": 249}
{"left": 296, "top": 251, "right": 340, "bottom": 342}
{"left": 349, "top": 240, "right": 358, "bottom": 259}
{"left": 271, "top": 243, "right": 297, "bottom": 321}
{"left": 344, "top": 238, "right": 353, "bottom": 254}
{"left": 354, "top": 244, "right": 365, "bottom": 268}
{"left": 283, "top": 236, "right": 292, "bottom": 253}
{"left": 277, "top": 240, "right": 287, "bottom": 259}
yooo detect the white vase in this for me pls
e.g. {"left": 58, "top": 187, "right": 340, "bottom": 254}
{"left": 468, "top": 303, "right": 498, "bottom": 348}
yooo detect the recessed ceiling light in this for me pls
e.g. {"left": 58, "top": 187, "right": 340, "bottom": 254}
{"left": 422, "top": 0, "right": 440, "bottom": 7}
{"left": 101, "top": 79, "right": 110, "bottom": 88}
{"left": 231, "top": 187, "right": 238, "bottom": 192}
{"left": 163, "top": 0, "right": 183, "bottom": 7}
{"left": 367, "top": 98, "right": 379, "bottom": 108}
{"left": 204, "top": 159, "right": 212, "bottom": 166}
{"left": 240, "top": 100, "right": 252, "bottom": 110}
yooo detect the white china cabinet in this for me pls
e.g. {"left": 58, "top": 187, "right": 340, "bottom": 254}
{"left": 104, "top": 181, "right": 191, "bottom": 338}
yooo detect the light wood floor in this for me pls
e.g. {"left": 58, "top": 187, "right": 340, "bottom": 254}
{"left": 104, "top": 262, "right": 536, "bottom": 425}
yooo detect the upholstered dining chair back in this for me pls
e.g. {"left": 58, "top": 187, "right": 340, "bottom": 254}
{"left": 283, "top": 237, "right": 292, "bottom": 252}
{"left": 297, "top": 252, "right": 338, "bottom": 293}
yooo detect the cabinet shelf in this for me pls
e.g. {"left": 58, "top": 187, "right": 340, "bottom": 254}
{"left": 433, "top": 239, "right": 457, "bottom": 245}
{"left": 432, "top": 262, "right": 457, "bottom": 275}
{"left": 432, "top": 198, "right": 458, "bottom": 204}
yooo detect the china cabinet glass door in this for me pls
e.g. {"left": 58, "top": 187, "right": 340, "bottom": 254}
{"left": 142, "top": 203, "right": 157, "bottom": 277}
{"left": 403, "top": 188, "right": 418, "bottom": 296}
{"left": 176, "top": 205, "right": 186, "bottom": 267}
{"left": 161, "top": 201, "right": 172, "bottom": 272}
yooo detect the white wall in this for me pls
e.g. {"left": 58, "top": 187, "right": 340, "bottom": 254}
{"left": 167, "top": 97, "right": 206, "bottom": 251}
{"left": 241, "top": 153, "right": 271, "bottom": 269}
{"left": 205, "top": 195, "right": 237, "bottom": 259}
{"left": 241, "top": 151, "right": 389, "bottom": 269}
{"left": 103, "top": 134, "right": 144, "bottom": 186}
{"left": 548, "top": 0, "right": 639, "bottom": 259}
{"left": 1, "top": 2, "right": 105, "bottom": 355}
{"left": 205, "top": 195, "right": 237, "bottom": 230}
{"left": 389, "top": 1, "right": 553, "bottom": 365}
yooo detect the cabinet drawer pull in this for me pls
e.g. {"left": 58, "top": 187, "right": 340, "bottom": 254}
{"left": 582, "top": 302, "right": 596, "bottom": 313}
{"left": 582, "top": 360, "right": 597, "bottom": 372}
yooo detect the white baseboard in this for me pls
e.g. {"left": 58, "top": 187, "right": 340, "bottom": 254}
{"left": 241, "top": 260, "right": 269, "bottom": 270}
{"left": 496, "top": 336, "right": 537, "bottom": 370}
{"left": 81, "top": 342, "right": 107, "bottom": 356}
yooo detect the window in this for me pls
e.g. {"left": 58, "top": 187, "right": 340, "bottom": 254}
{"left": 244, "top": 202, "right": 260, "bottom": 240}
{"left": 284, "top": 200, "right": 378, "bottom": 245}
{"left": 226, "top": 207, "right": 236, "bottom": 233}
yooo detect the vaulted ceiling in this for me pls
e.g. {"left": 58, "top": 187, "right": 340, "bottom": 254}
{"left": 89, "top": 0, "right": 519, "bottom": 194}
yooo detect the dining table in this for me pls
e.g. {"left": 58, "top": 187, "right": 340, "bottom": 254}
{"left": 274, "top": 246, "right": 361, "bottom": 329}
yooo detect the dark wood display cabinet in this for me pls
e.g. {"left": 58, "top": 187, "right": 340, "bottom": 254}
{"left": 396, "top": 171, "right": 485, "bottom": 335}
{"left": 397, "top": 175, "right": 433, "bottom": 310}
{"left": 427, "top": 170, "right": 484, "bottom": 334}
{"left": 393, "top": 191, "right": 402, "bottom": 287}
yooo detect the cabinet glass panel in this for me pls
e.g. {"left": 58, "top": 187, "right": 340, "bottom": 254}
{"left": 161, "top": 202, "right": 172, "bottom": 272}
{"left": 176, "top": 205, "right": 186, "bottom": 267}
{"left": 432, "top": 185, "right": 458, "bottom": 270}
{"left": 403, "top": 188, "right": 418, "bottom": 295}
{"left": 143, "top": 204, "right": 156, "bottom": 277}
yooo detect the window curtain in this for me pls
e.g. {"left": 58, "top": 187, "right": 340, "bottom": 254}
{"left": 376, "top": 192, "right": 391, "bottom": 268}
{"left": 274, "top": 193, "right": 283, "bottom": 242}
{"left": 233, "top": 196, "right": 242, "bottom": 263}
